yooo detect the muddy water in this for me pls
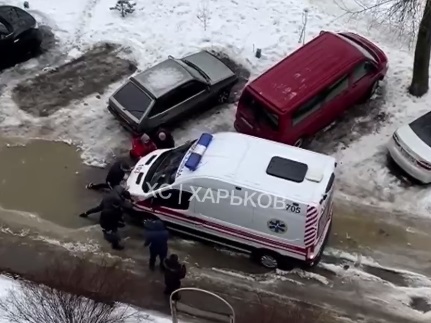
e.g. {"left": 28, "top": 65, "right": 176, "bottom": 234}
{"left": 0, "top": 137, "right": 104, "bottom": 228}
{"left": 328, "top": 204, "right": 431, "bottom": 274}
{"left": 1, "top": 135, "right": 431, "bottom": 276}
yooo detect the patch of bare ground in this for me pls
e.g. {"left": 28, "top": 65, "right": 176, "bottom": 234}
{"left": 12, "top": 42, "right": 137, "bottom": 117}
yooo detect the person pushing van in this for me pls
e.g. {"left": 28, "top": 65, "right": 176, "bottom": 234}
{"left": 79, "top": 185, "right": 132, "bottom": 218}
{"left": 86, "top": 160, "right": 131, "bottom": 190}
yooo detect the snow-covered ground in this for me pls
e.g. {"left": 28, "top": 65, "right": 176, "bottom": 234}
{"left": 0, "top": 275, "right": 174, "bottom": 322}
{"left": 0, "top": 0, "right": 430, "bottom": 217}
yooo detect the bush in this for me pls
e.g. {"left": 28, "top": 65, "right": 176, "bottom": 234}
{"left": 0, "top": 257, "right": 137, "bottom": 323}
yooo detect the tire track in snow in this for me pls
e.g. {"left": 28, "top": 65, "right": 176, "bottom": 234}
{"left": 71, "top": 0, "right": 102, "bottom": 49}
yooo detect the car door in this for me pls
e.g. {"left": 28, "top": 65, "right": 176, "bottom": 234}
{"left": 289, "top": 94, "right": 326, "bottom": 143}
{"left": 315, "top": 75, "right": 350, "bottom": 127}
{"left": 173, "top": 80, "right": 209, "bottom": 116}
{"left": 349, "top": 60, "right": 377, "bottom": 103}
{"left": 147, "top": 80, "right": 208, "bottom": 127}
{"left": 149, "top": 189, "right": 200, "bottom": 226}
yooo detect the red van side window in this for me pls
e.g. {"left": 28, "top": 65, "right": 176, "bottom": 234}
{"left": 292, "top": 96, "right": 323, "bottom": 125}
{"left": 325, "top": 76, "right": 349, "bottom": 102}
{"left": 292, "top": 75, "right": 348, "bottom": 126}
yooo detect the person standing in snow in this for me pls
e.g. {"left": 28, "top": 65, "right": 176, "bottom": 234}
{"left": 163, "top": 254, "right": 186, "bottom": 300}
{"left": 86, "top": 160, "right": 131, "bottom": 190}
{"left": 129, "top": 133, "right": 157, "bottom": 161}
{"left": 144, "top": 219, "right": 169, "bottom": 271}
{"left": 152, "top": 128, "right": 175, "bottom": 149}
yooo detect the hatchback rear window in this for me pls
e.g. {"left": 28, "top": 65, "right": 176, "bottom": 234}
{"left": 241, "top": 91, "right": 279, "bottom": 130}
{"left": 113, "top": 82, "right": 153, "bottom": 119}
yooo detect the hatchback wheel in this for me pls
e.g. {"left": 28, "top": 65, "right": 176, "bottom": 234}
{"left": 217, "top": 89, "right": 230, "bottom": 104}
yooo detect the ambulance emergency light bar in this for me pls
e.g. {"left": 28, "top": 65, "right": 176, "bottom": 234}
{"left": 185, "top": 133, "right": 213, "bottom": 171}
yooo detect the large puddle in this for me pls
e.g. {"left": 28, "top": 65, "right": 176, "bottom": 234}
{"left": 0, "top": 137, "right": 104, "bottom": 228}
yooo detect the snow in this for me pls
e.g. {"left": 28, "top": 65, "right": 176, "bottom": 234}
{"left": 0, "top": 0, "right": 431, "bottom": 217}
{"left": 0, "top": 275, "right": 175, "bottom": 323}
{"left": 144, "top": 67, "right": 187, "bottom": 94}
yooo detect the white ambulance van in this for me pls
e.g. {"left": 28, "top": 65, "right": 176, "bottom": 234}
{"left": 127, "top": 132, "right": 337, "bottom": 269}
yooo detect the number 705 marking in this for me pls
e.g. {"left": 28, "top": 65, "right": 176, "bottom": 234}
{"left": 286, "top": 204, "right": 301, "bottom": 213}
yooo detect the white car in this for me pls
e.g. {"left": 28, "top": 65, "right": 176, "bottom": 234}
{"left": 127, "top": 132, "right": 337, "bottom": 268}
{"left": 388, "top": 112, "right": 431, "bottom": 183}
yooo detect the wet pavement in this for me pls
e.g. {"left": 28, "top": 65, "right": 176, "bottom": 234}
{"left": 0, "top": 137, "right": 104, "bottom": 228}
{"left": 0, "top": 138, "right": 429, "bottom": 322}
{"left": 0, "top": 30, "right": 430, "bottom": 322}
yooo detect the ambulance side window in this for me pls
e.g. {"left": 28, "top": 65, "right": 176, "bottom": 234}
{"left": 152, "top": 190, "right": 192, "bottom": 210}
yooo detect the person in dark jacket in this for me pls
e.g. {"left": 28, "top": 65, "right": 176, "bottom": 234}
{"left": 163, "top": 254, "right": 186, "bottom": 299}
{"left": 99, "top": 199, "right": 125, "bottom": 250}
{"left": 144, "top": 219, "right": 169, "bottom": 271}
{"left": 79, "top": 185, "right": 132, "bottom": 218}
{"left": 152, "top": 129, "right": 175, "bottom": 149}
{"left": 86, "top": 160, "right": 130, "bottom": 190}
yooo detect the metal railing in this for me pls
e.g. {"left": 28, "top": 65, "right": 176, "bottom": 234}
{"left": 170, "top": 287, "right": 235, "bottom": 323}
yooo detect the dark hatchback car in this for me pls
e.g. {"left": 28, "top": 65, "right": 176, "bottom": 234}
{"left": 108, "top": 50, "right": 238, "bottom": 135}
{"left": 0, "top": 5, "right": 42, "bottom": 68}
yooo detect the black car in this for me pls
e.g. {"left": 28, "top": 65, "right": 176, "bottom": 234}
{"left": 0, "top": 5, "right": 42, "bottom": 68}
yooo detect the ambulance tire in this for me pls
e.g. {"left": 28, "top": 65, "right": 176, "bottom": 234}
{"left": 252, "top": 249, "right": 280, "bottom": 269}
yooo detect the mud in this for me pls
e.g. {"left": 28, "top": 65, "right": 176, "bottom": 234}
{"left": 310, "top": 85, "right": 389, "bottom": 154}
{"left": 0, "top": 137, "right": 104, "bottom": 228}
{"left": 12, "top": 43, "right": 137, "bottom": 117}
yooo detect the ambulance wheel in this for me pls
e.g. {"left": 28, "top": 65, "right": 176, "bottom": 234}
{"left": 253, "top": 250, "right": 279, "bottom": 269}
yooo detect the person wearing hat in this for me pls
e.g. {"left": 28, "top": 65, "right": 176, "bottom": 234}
{"left": 129, "top": 133, "right": 157, "bottom": 161}
{"left": 163, "top": 254, "right": 186, "bottom": 300}
{"left": 152, "top": 128, "right": 175, "bottom": 149}
{"left": 86, "top": 160, "right": 131, "bottom": 190}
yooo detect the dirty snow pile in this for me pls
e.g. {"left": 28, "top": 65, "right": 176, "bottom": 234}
{"left": 0, "top": 0, "right": 430, "bottom": 217}
{"left": 0, "top": 275, "right": 174, "bottom": 323}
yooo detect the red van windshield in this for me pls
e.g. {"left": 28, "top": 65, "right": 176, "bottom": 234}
{"left": 240, "top": 90, "right": 279, "bottom": 131}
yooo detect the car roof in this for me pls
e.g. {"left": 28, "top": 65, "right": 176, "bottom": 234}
{"left": 0, "top": 6, "right": 35, "bottom": 30}
{"left": 177, "top": 132, "right": 336, "bottom": 204}
{"left": 248, "top": 31, "right": 366, "bottom": 115}
{"left": 131, "top": 58, "right": 195, "bottom": 98}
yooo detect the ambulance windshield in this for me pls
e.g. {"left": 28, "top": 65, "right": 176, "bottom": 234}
{"left": 143, "top": 140, "right": 196, "bottom": 192}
